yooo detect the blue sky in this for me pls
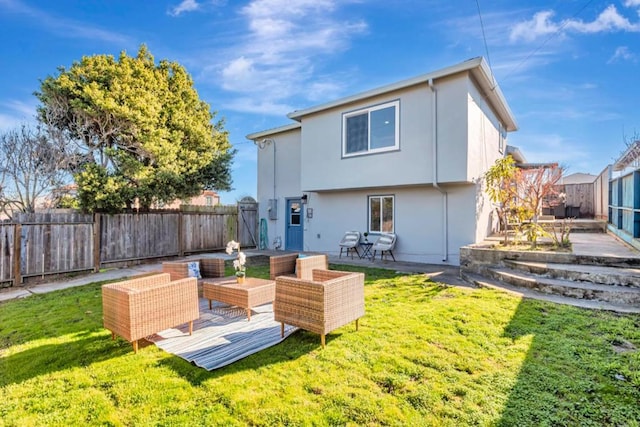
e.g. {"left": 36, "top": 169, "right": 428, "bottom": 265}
{"left": 1, "top": 0, "right": 639, "bottom": 204}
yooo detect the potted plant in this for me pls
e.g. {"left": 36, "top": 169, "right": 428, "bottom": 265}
{"left": 226, "top": 240, "right": 246, "bottom": 283}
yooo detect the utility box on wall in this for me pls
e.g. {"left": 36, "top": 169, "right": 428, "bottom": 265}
{"left": 268, "top": 199, "right": 278, "bottom": 220}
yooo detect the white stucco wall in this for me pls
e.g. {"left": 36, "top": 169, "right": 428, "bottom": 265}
{"left": 434, "top": 75, "right": 470, "bottom": 184}
{"left": 255, "top": 127, "right": 302, "bottom": 249}
{"left": 466, "top": 78, "right": 503, "bottom": 182}
{"left": 465, "top": 78, "right": 505, "bottom": 242}
{"left": 252, "top": 68, "right": 514, "bottom": 264}
{"left": 299, "top": 87, "right": 432, "bottom": 191}
{"left": 300, "top": 185, "right": 481, "bottom": 265}
{"left": 298, "top": 73, "right": 492, "bottom": 191}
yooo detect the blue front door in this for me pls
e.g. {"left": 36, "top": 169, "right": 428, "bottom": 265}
{"left": 285, "top": 198, "right": 303, "bottom": 251}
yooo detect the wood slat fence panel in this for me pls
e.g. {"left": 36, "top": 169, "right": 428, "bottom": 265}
{"left": 100, "top": 213, "right": 180, "bottom": 263}
{"left": 0, "top": 224, "right": 15, "bottom": 286}
{"left": 564, "top": 183, "right": 595, "bottom": 218}
{"left": 17, "top": 213, "right": 94, "bottom": 278}
{"left": 181, "top": 212, "right": 234, "bottom": 253}
{"left": 2, "top": 205, "right": 258, "bottom": 286}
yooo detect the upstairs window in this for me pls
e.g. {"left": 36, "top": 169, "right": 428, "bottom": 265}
{"left": 343, "top": 101, "right": 399, "bottom": 157}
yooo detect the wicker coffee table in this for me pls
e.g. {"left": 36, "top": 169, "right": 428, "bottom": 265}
{"left": 202, "top": 277, "right": 275, "bottom": 321}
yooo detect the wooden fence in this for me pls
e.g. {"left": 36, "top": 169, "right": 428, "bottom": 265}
{"left": 0, "top": 203, "right": 258, "bottom": 288}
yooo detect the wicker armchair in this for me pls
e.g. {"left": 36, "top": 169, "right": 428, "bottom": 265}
{"left": 269, "top": 253, "right": 328, "bottom": 280}
{"left": 102, "top": 273, "right": 199, "bottom": 353}
{"left": 274, "top": 269, "right": 365, "bottom": 348}
{"left": 162, "top": 258, "right": 225, "bottom": 281}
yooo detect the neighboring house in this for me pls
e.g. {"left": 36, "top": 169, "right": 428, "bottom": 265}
{"left": 561, "top": 173, "right": 597, "bottom": 185}
{"left": 247, "top": 57, "right": 518, "bottom": 265}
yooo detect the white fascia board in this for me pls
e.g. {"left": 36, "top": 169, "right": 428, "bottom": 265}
{"left": 245, "top": 122, "right": 301, "bottom": 141}
{"left": 287, "top": 58, "right": 484, "bottom": 121}
{"left": 469, "top": 59, "right": 518, "bottom": 132}
{"left": 286, "top": 57, "right": 518, "bottom": 132}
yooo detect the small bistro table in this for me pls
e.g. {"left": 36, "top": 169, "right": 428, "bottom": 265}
{"left": 359, "top": 242, "right": 374, "bottom": 260}
{"left": 202, "top": 277, "right": 275, "bottom": 321}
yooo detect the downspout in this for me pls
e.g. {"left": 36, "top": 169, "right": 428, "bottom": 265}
{"left": 273, "top": 140, "right": 277, "bottom": 201}
{"left": 428, "top": 78, "right": 449, "bottom": 262}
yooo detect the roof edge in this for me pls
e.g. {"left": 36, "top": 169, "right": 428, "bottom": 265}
{"left": 245, "top": 122, "right": 301, "bottom": 141}
{"left": 287, "top": 57, "right": 485, "bottom": 121}
{"left": 285, "top": 57, "right": 517, "bottom": 132}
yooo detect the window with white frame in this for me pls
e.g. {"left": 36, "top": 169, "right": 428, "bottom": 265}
{"left": 369, "top": 195, "right": 394, "bottom": 233}
{"left": 343, "top": 101, "right": 399, "bottom": 157}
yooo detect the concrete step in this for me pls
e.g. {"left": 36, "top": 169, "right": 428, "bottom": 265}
{"left": 487, "top": 267, "right": 640, "bottom": 306}
{"left": 503, "top": 260, "right": 640, "bottom": 288}
{"left": 461, "top": 272, "right": 640, "bottom": 314}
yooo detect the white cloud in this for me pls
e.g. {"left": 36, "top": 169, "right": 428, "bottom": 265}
{"left": 564, "top": 5, "right": 640, "bottom": 33}
{"left": 624, "top": 0, "right": 640, "bottom": 7}
{"left": 169, "top": 0, "right": 200, "bottom": 16}
{"left": 222, "top": 97, "right": 293, "bottom": 116}
{"left": 212, "top": 0, "right": 367, "bottom": 113}
{"left": 510, "top": 10, "right": 559, "bottom": 43}
{"left": 608, "top": 46, "right": 638, "bottom": 63}
{"left": 510, "top": 5, "right": 640, "bottom": 43}
{"left": 0, "top": 99, "right": 38, "bottom": 131}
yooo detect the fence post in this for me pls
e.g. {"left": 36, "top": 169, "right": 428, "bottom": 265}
{"left": 93, "top": 213, "right": 101, "bottom": 273}
{"left": 13, "top": 223, "right": 21, "bottom": 286}
{"left": 178, "top": 211, "right": 184, "bottom": 257}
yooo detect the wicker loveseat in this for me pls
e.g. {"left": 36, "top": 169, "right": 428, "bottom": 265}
{"left": 162, "top": 258, "right": 225, "bottom": 281}
{"left": 274, "top": 269, "right": 365, "bottom": 348}
{"left": 269, "top": 253, "right": 328, "bottom": 280}
{"left": 102, "top": 273, "right": 199, "bottom": 353}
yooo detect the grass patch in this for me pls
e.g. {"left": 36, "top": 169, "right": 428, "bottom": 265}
{"left": 1, "top": 265, "right": 639, "bottom": 425}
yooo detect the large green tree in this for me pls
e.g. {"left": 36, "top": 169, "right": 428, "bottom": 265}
{"left": 36, "top": 45, "right": 234, "bottom": 213}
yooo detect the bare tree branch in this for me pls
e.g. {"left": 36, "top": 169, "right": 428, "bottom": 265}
{"left": 0, "top": 125, "right": 70, "bottom": 217}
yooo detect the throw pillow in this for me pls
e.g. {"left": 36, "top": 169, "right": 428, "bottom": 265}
{"left": 187, "top": 261, "right": 202, "bottom": 279}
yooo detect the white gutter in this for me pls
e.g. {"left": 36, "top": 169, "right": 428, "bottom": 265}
{"left": 428, "top": 78, "right": 449, "bottom": 262}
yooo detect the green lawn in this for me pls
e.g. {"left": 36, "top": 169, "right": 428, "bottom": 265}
{"left": 1, "top": 265, "right": 639, "bottom": 426}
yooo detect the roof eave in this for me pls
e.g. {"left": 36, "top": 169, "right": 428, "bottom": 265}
{"left": 286, "top": 57, "right": 518, "bottom": 132}
{"left": 287, "top": 57, "right": 486, "bottom": 121}
{"left": 245, "top": 122, "right": 301, "bottom": 141}
{"left": 470, "top": 59, "right": 518, "bottom": 132}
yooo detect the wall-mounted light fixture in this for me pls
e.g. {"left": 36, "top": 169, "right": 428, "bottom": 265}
{"left": 301, "top": 194, "right": 308, "bottom": 204}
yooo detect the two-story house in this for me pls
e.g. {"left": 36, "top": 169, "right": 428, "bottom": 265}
{"left": 247, "top": 57, "right": 518, "bottom": 265}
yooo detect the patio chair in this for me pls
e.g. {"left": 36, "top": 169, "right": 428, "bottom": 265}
{"left": 102, "top": 273, "right": 199, "bottom": 353}
{"left": 338, "top": 231, "right": 361, "bottom": 258}
{"left": 270, "top": 253, "right": 329, "bottom": 280}
{"left": 274, "top": 269, "right": 365, "bottom": 348}
{"left": 371, "top": 233, "right": 396, "bottom": 261}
